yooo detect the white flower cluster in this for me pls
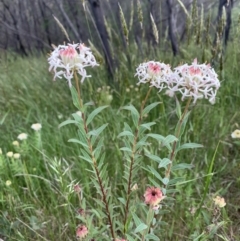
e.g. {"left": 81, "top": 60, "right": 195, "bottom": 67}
{"left": 168, "top": 59, "right": 220, "bottom": 104}
{"left": 135, "top": 61, "right": 172, "bottom": 92}
{"left": 48, "top": 43, "right": 98, "bottom": 86}
{"left": 135, "top": 59, "right": 220, "bottom": 104}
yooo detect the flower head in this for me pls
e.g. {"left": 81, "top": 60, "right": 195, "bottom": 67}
{"left": 213, "top": 196, "right": 226, "bottom": 208}
{"left": 6, "top": 152, "right": 13, "bottom": 158}
{"left": 48, "top": 43, "right": 98, "bottom": 86}
{"left": 76, "top": 225, "right": 88, "bottom": 239}
{"left": 13, "top": 153, "right": 20, "bottom": 159}
{"left": 231, "top": 129, "right": 240, "bottom": 139}
{"left": 0, "top": 148, "right": 2, "bottom": 155}
{"left": 17, "top": 133, "right": 28, "bottom": 141}
{"left": 135, "top": 61, "right": 172, "bottom": 91}
{"left": 6, "top": 180, "right": 12, "bottom": 186}
{"left": 31, "top": 123, "right": 42, "bottom": 131}
{"left": 144, "top": 187, "right": 163, "bottom": 206}
{"left": 74, "top": 184, "right": 81, "bottom": 193}
{"left": 12, "top": 141, "right": 19, "bottom": 146}
{"left": 168, "top": 59, "right": 220, "bottom": 104}
{"left": 115, "top": 239, "right": 127, "bottom": 241}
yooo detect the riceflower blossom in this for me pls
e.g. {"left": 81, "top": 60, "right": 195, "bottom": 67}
{"left": 167, "top": 59, "right": 220, "bottom": 104}
{"left": 135, "top": 61, "right": 172, "bottom": 91}
{"left": 31, "top": 123, "right": 42, "bottom": 131}
{"left": 144, "top": 187, "right": 163, "bottom": 206}
{"left": 17, "top": 133, "right": 28, "bottom": 141}
{"left": 213, "top": 196, "right": 226, "bottom": 208}
{"left": 76, "top": 225, "right": 88, "bottom": 239}
{"left": 48, "top": 43, "right": 98, "bottom": 86}
{"left": 231, "top": 129, "right": 240, "bottom": 139}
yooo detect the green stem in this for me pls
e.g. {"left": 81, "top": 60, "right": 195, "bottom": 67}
{"left": 165, "top": 97, "right": 192, "bottom": 180}
{"left": 74, "top": 70, "right": 83, "bottom": 109}
{"left": 74, "top": 77, "right": 115, "bottom": 239}
{"left": 123, "top": 87, "right": 152, "bottom": 235}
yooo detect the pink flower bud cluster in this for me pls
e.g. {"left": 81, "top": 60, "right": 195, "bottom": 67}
{"left": 48, "top": 43, "right": 98, "bottom": 86}
{"left": 135, "top": 59, "right": 220, "bottom": 104}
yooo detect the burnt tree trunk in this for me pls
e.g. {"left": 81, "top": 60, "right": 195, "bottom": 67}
{"left": 166, "top": 0, "right": 178, "bottom": 56}
{"left": 223, "top": 0, "right": 233, "bottom": 45}
{"left": 88, "top": 0, "right": 114, "bottom": 79}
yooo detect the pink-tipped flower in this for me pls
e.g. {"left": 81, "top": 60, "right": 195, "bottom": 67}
{"left": 115, "top": 239, "right": 127, "bottom": 241}
{"left": 76, "top": 225, "right": 88, "bottom": 239}
{"left": 144, "top": 187, "right": 163, "bottom": 206}
{"left": 74, "top": 184, "right": 81, "bottom": 193}
{"left": 167, "top": 59, "right": 220, "bottom": 104}
{"left": 135, "top": 61, "right": 172, "bottom": 91}
{"left": 48, "top": 43, "right": 98, "bottom": 86}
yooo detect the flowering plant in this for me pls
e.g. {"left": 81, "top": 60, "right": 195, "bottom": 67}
{"left": 48, "top": 44, "right": 221, "bottom": 240}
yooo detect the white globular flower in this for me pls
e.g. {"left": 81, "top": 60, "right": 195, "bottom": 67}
{"left": 6, "top": 152, "right": 13, "bottom": 158}
{"left": 13, "top": 153, "right": 20, "bottom": 159}
{"left": 12, "top": 141, "right": 19, "bottom": 146}
{"left": 231, "top": 129, "right": 240, "bottom": 139}
{"left": 31, "top": 123, "right": 42, "bottom": 131}
{"left": 135, "top": 61, "right": 172, "bottom": 91}
{"left": 167, "top": 59, "right": 220, "bottom": 104}
{"left": 48, "top": 43, "right": 99, "bottom": 86}
{"left": 17, "top": 133, "right": 28, "bottom": 141}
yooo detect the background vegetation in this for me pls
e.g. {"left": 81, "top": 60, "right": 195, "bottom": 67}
{"left": 0, "top": 0, "right": 240, "bottom": 240}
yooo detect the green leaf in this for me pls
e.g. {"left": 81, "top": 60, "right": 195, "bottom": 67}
{"left": 148, "top": 177, "right": 159, "bottom": 187}
{"left": 175, "top": 111, "right": 191, "bottom": 137}
{"left": 86, "top": 106, "right": 108, "bottom": 126}
{"left": 168, "top": 177, "right": 185, "bottom": 185}
{"left": 68, "top": 138, "right": 88, "bottom": 148}
{"left": 118, "top": 197, "right": 126, "bottom": 205}
{"left": 147, "top": 134, "right": 166, "bottom": 142}
{"left": 134, "top": 223, "right": 148, "bottom": 233}
{"left": 145, "top": 153, "right": 162, "bottom": 164}
{"left": 58, "top": 119, "right": 79, "bottom": 128}
{"left": 120, "top": 147, "right": 132, "bottom": 153}
{"left": 142, "top": 102, "right": 161, "bottom": 116}
{"left": 70, "top": 86, "right": 81, "bottom": 109}
{"left": 132, "top": 213, "right": 143, "bottom": 227}
{"left": 139, "top": 122, "right": 156, "bottom": 135}
{"left": 122, "top": 105, "right": 140, "bottom": 128}
{"left": 175, "top": 97, "right": 182, "bottom": 119}
{"left": 117, "top": 131, "right": 134, "bottom": 138}
{"left": 171, "top": 163, "right": 193, "bottom": 171}
{"left": 177, "top": 143, "right": 204, "bottom": 152}
{"left": 87, "top": 123, "right": 108, "bottom": 137}
{"left": 162, "top": 177, "right": 169, "bottom": 185}
{"left": 158, "top": 158, "right": 172, "bottom": 169}
{"left": 165, "top": 135, "right": 178, "bottom": 145}
{"left": 72, "top": 113, "right": 83, "bottom": 122}
{"left": 147, "top": 166, "right": 163, "bottom": 182}
{"left": 145, "top": 233, "right": 160, "bottom": 241}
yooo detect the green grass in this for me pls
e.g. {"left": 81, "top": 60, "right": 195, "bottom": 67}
{"left": 1, "top": 10, "right": 240, "bottom": 241}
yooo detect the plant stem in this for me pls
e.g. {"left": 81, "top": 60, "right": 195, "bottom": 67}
{"left": 165, "top": 97, "right": 192, "bottom": 179}
{"left": 74, "top": 70, "right": 83, "bottom": 109}
{"left": 73, "top": 71, "right": 115, "bottom": 239}
{"left": 123, "top": 87, "right": 152, "bottom": 235}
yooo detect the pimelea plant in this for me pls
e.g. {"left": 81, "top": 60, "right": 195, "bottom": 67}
{"left": 48, "top": 44, "right": 220, "bottom": 240}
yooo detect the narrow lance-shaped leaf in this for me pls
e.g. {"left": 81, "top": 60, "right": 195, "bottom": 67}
{"left": 122, "top": 105, "right": 140, "bottom": 128}
{"left": 70, "top": 86, "right": 81, "bottom": 109}
{"left": 176, "top": 143, "right": 204, "bottom": 152}
{"left": 142, "top": 102, "right": 161, "bottom": 116}
{"left": 58, "top": 119, "right": 79, "bottom": 128}
{"left": 87, "top": 123, "right": 108, "bottom": 137}
{"left": 86, "top": 106, "right": 108, "bottom": 126}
